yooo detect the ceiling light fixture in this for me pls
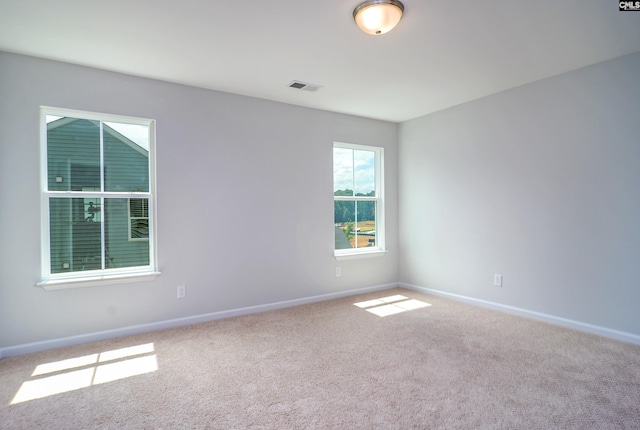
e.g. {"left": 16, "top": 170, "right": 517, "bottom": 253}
{"left": 353, "top": 0, "right": 404, "bottom": 35}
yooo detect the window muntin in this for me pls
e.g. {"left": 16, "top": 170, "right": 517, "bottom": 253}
{"left": 333, "top": 143, "right": 384, "bottom": 255}
{"left": 41, "top": 108, "right": 156, "bottom": 283}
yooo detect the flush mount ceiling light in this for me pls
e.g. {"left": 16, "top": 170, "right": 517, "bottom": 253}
{"left": 353, "top": 0, "right": 404, "bottom": 35}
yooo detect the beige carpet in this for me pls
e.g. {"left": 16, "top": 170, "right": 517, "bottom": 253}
{"left": 1, "top": 288, "right": 639, "bottom": 429}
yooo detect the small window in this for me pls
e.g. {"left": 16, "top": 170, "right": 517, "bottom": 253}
{"left": 128, "top": 198, "right": 149, "bottom": 241}
{"left": 333, "top": 142, "right": 385, "bottom": 256}
{"left": 39, "top": 107, "right": 157, "bottom": 287}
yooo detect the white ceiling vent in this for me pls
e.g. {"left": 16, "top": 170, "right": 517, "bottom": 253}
{"left": 288, "top": 81, "right": 322, "bottom": 92}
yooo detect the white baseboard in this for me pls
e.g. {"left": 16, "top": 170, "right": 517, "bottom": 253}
{"left": 400, "top": 282, "right": 640, "bottom": 346}
{"left": 0, "top": 283, "right": 396, "bottom": 358}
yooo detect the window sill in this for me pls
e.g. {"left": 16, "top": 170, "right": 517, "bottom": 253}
{"left": 36, "top": 271, "right": 161, "bottom": 291}
{"left": 334, "top": 250, "right": 388, "bottom": 261}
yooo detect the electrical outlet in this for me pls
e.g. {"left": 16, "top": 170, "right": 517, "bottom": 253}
{"left": 177, "top": 285, "right": 186, "bottom": 298}
{"left": 494, "top": 274, "right": 503, "bottom": 287}
{"left": 336, "top": 267, "right": 341, "bottom": 277}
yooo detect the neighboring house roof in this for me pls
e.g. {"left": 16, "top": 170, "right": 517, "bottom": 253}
{"left": 335, "top": 226, "right": 352, "bottom": 250}
{"left": 47, "top": 117, "right": 148, "bottom": 156}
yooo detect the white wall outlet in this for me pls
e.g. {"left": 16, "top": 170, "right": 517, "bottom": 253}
{"left": 336, "top": 267, "right": 341, "bottom": 277}
{"left": 494, "top": 274, "right": 503, "bottom": 287}
{"left": 177, "top": 285, "right": 186, "bottom": 298}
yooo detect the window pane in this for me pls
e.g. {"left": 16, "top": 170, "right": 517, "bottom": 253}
{"left": 105, "top": 199, "right": 150, "bottom": 268}
{"left": 334, "top": 200, "right": 377, "bottom": 250}
{"left": 104, "top": 122, "right": 149, "bottom": 192}
{"left": 356, "top": 202, "right": 377, "bottom": 248}
{"left": 49, "top": 198, "right": 103, "bottom": 273}
{"left": 333, "top": 147, "right": 354, "bottom": 196}
{"left": 353, "top": 149, "right": 376, "bottom": 196}
{"left": 47, "top": 118, "right": 100, "bottom": 191}
{"left": 335, "top": 201, "right": 355, "bottom": 250}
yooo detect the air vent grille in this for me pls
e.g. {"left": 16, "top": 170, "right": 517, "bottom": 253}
{"left": 288, "top": 81, "right": 322, "bottom": 92}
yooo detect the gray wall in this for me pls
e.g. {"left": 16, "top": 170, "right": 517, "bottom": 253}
{"left": 399, "top": 52, "right": 640, "bottom": 336}
{"left": 0, "top": 52, "right": 399, "bottom": 351}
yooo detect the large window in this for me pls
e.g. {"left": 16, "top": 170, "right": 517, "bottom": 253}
{"left": 39, "top": 107, "right": 157, "bottom": 288}
{"left": 334, "top": 142, "right": 384, "bottom": 256}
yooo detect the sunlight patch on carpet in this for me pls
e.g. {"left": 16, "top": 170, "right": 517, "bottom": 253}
{"left": 354, "top": 295, "right": 431, "bottom": 317}
{"left": 353, "top": 294, "right": 409, "bottom": 309}
{"left": 32, "top": 354, "right": 99, "bottom": 376}
{"left": 11, "top": 343, "right": 157, "bottom": 405}
{"left": 93, "top": 355, "right": 158, "bottom": 385}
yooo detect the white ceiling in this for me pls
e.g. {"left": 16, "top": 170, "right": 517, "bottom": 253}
{"left": 1, "top": 0, "right": 640, "bottom": 123}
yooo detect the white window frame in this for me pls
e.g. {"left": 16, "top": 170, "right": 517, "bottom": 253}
{"left": 333, "top": 142, "right": 386, "bottom": 259}
{"left": 38, "top": 107, "right": 160, "bottom": 290}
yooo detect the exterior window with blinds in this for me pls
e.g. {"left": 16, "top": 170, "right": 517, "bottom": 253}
{"left": 128, "top": 198, "right": 149, "bottom": 241}
{"left": 39, "top": 107, "right": 157, "bottom": 287}
{"left": 333, "top": 142, "right": 385, "bottom": 256}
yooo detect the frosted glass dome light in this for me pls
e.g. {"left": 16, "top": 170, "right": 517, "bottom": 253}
{"left": 353, "top": 0, "right": 404, "bottom": 35}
